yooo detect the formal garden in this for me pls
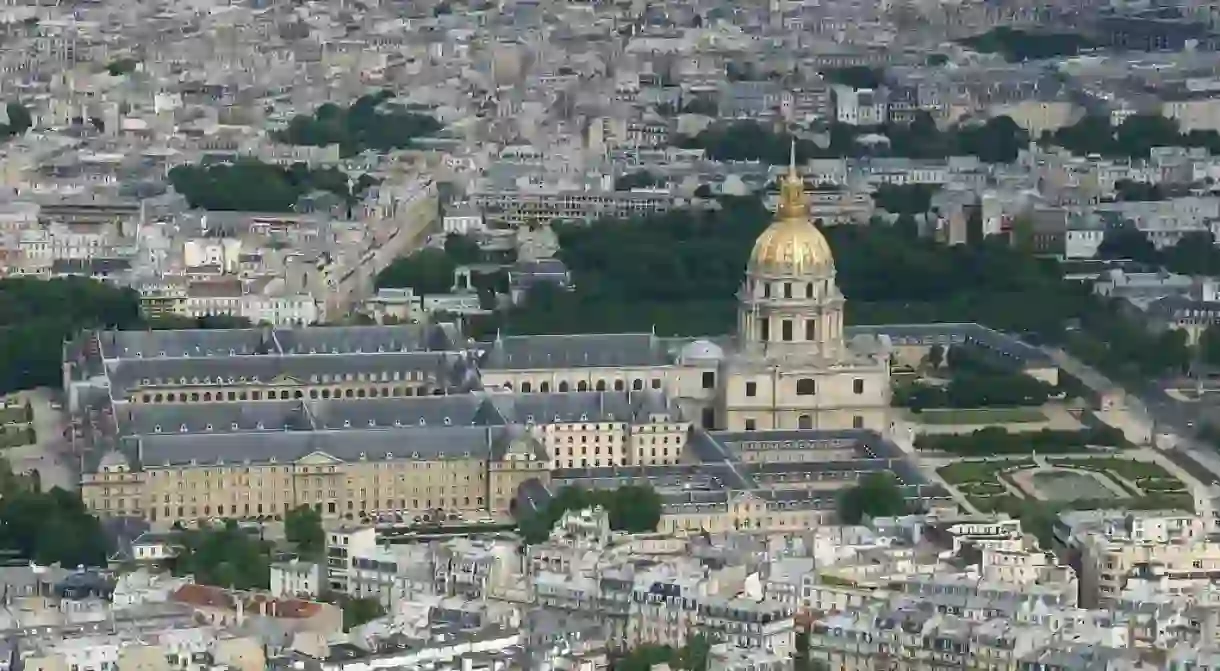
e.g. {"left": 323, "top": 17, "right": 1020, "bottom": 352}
{"left": 938, "top": 455, "right": 1195, "bottom": 532}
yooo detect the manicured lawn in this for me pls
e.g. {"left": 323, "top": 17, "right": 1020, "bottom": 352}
{"left": 915, "top": 407, "right": 1047, "bottom": 425}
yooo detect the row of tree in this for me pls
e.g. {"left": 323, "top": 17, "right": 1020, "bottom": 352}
{"left": 373, "top": 234, "right": 489, "bottom": 296}
{"left": 895, "top": 345, "right": 1058, "bottom": 410}
{"left": 611, "top": 635, "right": 710, "bottom": 671}
{"left": 958, "top": 26, "right": 1096, "bottom": 62}
{"left": 168, "top": 160, "right": 378, "bottom": 213}
{"left": 0, "top": 458, "right": 110, "bottom": 567}
{"left": 1046, "top": 114, "right": 1220, "bottom": 159}
{"left": 517, "top": 484, "right": 662, "bottom": 544}
{"left": 676, "top": 114, "right": 1027, "bottom": 164}
{"left": 273, "top": 90, "right": 443, "bottom": 157}
{"left": 1098, "top": 227, "right": 1220, "bottom": 278}
{"left": 837, "top": 472, "right": 906, "bottom": 524}
{"left": 913, "top": 425, "right": 1129, "bottom": 455}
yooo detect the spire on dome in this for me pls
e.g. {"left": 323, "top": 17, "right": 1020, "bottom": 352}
{"left": 777, "top": 138, "right": 806, "bottom": 221}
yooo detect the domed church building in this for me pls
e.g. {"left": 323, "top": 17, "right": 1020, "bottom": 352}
{"left": 714, "top": 152, "right": 890, "bottom": 432}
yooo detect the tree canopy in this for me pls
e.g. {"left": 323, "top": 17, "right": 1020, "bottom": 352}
{"left": 1046, "top": 114, "right": 1220, "bottom": 159}
{"left": 274, "top": 91, "right": 443, "bottom": 157}
{"left": 913, "top": 425, "right": 1129, "bottom": 455}
{"left": 894, "top": 346, "right": 1057, "bottom": 410}
{"left": 0, "top": 276, "right": 143, "bottom": 395}
{"left": 170, "top": 520, "right": 271, "bottom": 591}
{"left": 0, "top": 459, "right": 110, "bottom": 567}
{"left": 168, "top": 160, "right": 363, "bottom": 212}
{"left": 375, "top": 247, "right": 457, "bottom": 295}
{"left": 959, "top": 27, "right": 1096, "bottom": 61}
{"left": 611, "top": 635, "right": 711, "bottom": 671}
{"left": 838, "top": 472, "right": 906, "bottom": 524}
{"left": 676, "top": 114, "right": 1027, "bottom": 164}
{"left": 821, "top": 67, "right": 885, "bottom": 90}
{"left": 284, "top": 504, "right": 325, "bottom": 557}
{"left": 517, "top": 485, "right": 662, "bottom": 544}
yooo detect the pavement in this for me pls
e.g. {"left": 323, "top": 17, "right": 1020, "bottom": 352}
{"left": 2, "top": 388, "right": 76, "bottom": 492}
{"left": 1044, "top": 347, "right": 1220, "bottom": 484}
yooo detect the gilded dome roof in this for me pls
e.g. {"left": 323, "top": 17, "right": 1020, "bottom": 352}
{"left": 747, "top": 151, "right": 835, "bottom": 276}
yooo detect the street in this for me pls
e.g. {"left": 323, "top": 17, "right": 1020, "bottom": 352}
{"left": 3, "top": 388, "right": 76, "bottom": 492}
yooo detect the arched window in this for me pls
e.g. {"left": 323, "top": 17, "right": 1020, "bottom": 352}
{"left": 577, "top": 380, "right": 589, "bottom": 392}
{"left": 540, "top": 381, "right": 551, "bottom": 392}
{"left": 614, "top": 379, "right": 625, "bottom": 391}
{"left": 798, "top": 414, "right": 813, "bottom": 430}
{"left": 521, "top": 381, "right": 532, "bottom": 393}
{"left": 796, "top": 378, "right": 816, "bottom": 396}
{"left": 558, "top": 381, "right": 569, "bottom": 392}
{"left": 632, "top": 379, "right": 643, "bottom": 391}
{"left": 595, "top": 380, "right": 607, "bottom": 391}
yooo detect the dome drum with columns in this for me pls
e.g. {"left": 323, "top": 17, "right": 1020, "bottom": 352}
{"left": 695, "top": 142, "right": 891, "bottom": 434}
{"left": 737, "top": 147, "right": 846, "bottom": 360}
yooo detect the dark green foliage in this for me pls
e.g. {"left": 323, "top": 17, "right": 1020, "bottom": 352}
{"left": 168, "top": 160, "right": 358, "bottom": 212}
{"left": 838, "top": 472, "right": 906, "bottom": 524}
{"left": 0, "top": 276, "right": 142, "bottom": 394}
{"left": 913, "top": 425, "right": 1129, "bottom": 455}
{"left": 339, "top": 595, "right": 386, "bottom": 630}
{"left": 611, "top": 634, "right": 711, "bottom": 671}
{"left": 872, "top": 183, "right": 940, "bottom": 215}
{"left": 677, "top": 114, "right": 1027, "bottom": 164}
{"left": 959, "top": 27, "right": 1096, "bottom": 61}
{"left": 615, "top": 170, "right": 663, "bottom": 191}
{"left": 0, "top": 462, "right": 109, "bottom": 567}
{"left": 680, "top": 97, "right": 718, "bottom": 116}
{"left": 516, "top": 485, "right": 662, "bottom": 544}
{"left": 284, "top": 504, "right": 325, "bottom": 557}
{"left": 1097, "top": 225, "right": 1161, "bottom": 264}
{"left": 1114, "top": 180, "right": 1171, "bottom": 201}
{"left": 274, "top": 91, "right": 443, "bottom": 157}
{"left": 926, "top": 53, "right": 949, "bottom": 66}
{"left": 375, "top": 247, "right": 456, "bottom": 295}
{"left": 105, "top": 58, "right": 138, "bottom": 76}
{"left": 1047, "top": 114, "right": 1220, "bottom": 159}
{"left": 821, "top": 67, "right": 885, "bottom": 90}
{"left": 145, "top": 314, "right": 255, "bottom": 330}
{"left": 894, "top": 347, "right": 1056, "bottom": 409}
{"left": 1064, "top": 297, "right": 1192, "bottom": 383}
{"left": 443, "top": 234, "right": 482, "bottom": 265}
{"left": 171, "top": 520, "right": 271, "bottom": 590}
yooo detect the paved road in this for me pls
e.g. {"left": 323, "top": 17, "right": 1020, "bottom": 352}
{"left": 1044, "top": 347, "right": 1220, "bottom": 483}
{"left": 3, "top": 388, "right": 76, "bottom": 492}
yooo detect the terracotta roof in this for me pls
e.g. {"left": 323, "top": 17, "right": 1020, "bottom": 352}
{"left": 170, "top": 583, "right": 322, "bottom": 619}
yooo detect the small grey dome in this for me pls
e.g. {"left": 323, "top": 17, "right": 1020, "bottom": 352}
{"left": 679, "top": 339, "right": 725, "bottom": 363}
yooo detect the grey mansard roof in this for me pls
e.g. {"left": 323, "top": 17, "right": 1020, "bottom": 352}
{"left": 478, "top": 333, "right": 671, "bottom": 370}
{"left": 98, "top": 323, "right": 458, "bottom": 360}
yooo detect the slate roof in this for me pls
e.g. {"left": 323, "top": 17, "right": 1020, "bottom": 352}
{"left": 479, "top": 333, "right": 670, "bottom": 370}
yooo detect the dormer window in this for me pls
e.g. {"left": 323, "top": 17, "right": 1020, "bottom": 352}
{"left": 385, "top": 452, "right": 393, "bottom": 459}
{"left": 443, "top": 417, "right": 452, "bottom": 426}
{"left": 231, "top": 422, "right": 238, "bottom": 430}
{"left": 179, "top": 424, "right": 187, "bottom": 433}
{"left": 579, "top": 413, "right": 588, "bottom": 421}
{"left": 256, "top": 422, "right": 265, "bottom": 430}
{"left": 418, "top": 417, "right": 426, "bottom": 425}
{"left": 154, "top": 425, "right": 162, "bottom": 433}
{"left": 204, "top": 424, "right": 213, "bottom": 432}
{"left": 526, "top": 415, "right": 534, "bottom": 423}
{"left": 367, "top": 419, "right": 376, "bottom": 427}
{"left": 393, "top": 420, "right": 402, "bottom": 427}
{"left": 343, "top": 420, "right": 352, "bottom": 428}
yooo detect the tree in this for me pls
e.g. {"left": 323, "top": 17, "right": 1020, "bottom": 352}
{"left": 516, "top": 485, "right": 662, "bottom": 544}
{"left": 616, "top": 170, "right": 662, "bottom": 191}
{"left": 104, "top": 58, "right": 138, "bottom": 76}
{"left": 284, "top": 504, "right": 324, "bottom": 557}
{"left": 611, "top": 635, "right": 710, "bottom": 671}
{"left": 959, "top": 27, "right": 1095, "bottom": 62}
{"left": 375, "top": 248, "right": 456, "bottom": 295}
{"left": 273, "top": 91, "right": 443, "bottom": 157}
{"left": 340, "top": 596, "right": 386, "bottom": 630}
{"left": 838, "top": 473, "right": 906, "bottom": 523}
{"left": 1097, "top": 225, "right": 1159, "bottom": 263}
{"left": 926, "top": 344, "right": 945, "bottom": 369}
{"left": 821, "top": 66, "right": 885, "bottom": 89}
{"left": 872, "top": 183, "right": 940, "bottom": 215}
{"left": 169, "top": 160, "right": 358, "bottom": 212}
{"left": 443, "top": 233, "right": 482, "bottom": 265}
{"left": 171, "top": 520, "right": 271, "bottom": 590}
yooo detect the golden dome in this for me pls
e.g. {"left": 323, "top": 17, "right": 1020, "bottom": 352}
{"left": 747, "top": 147, "right": 835, "bottom": 276}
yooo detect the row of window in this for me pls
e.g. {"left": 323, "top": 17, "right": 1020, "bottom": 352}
{"left": 138, "top": 385, "right": 440, "bottom": 404}
{"left": 742, "top": 415, "right": 865, "bottom": 431}
{"left": 513, "top": 378, "right": 662, "bottom": 393}
{"left": 738, "top": 378, "right": 866, "bottom": 397}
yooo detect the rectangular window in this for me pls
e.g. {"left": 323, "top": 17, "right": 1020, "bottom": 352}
{"left": 745, "top": 382, "right": 757, "bottom": 397}
{"left": 760, "top": 320, "right": 770, "bottom": 341}
{"left": 853, "top": 378, "right": 864, "bottom": 394}
{"left": 702, "top": 372, "right": 715, "bottom": 389}
{"left": 651, "top": 379, "right": 661, "bottom": 390}
{"left": 782, "top": 320, "right": 793, "bottom": 341}
{"left": 852, "top": 415, "right": 864, "bottom": 429}
{"left": 784, "top": 283, "right": 792, "bottom": 298}
{"left": 744, "top": 419, "right": 757, "bottom": 431}
{"left": 806, "top": 319, "right": 816, "bottom": 341}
